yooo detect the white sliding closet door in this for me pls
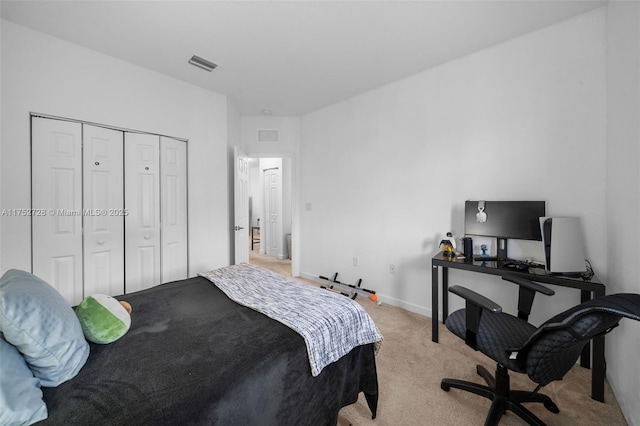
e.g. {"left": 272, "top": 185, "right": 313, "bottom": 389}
{"left": 32, "top": 117, "right": 84, "bottom": 305}
{"left": 83, "top": 125, "right": 125, "bottom": 296}
{"left": 124, "top": 133, "right": 161, "bottom": 293}
{"left": 32, "top": 117, "right": 188, "bottom": 303}
{"left": 160, "top": 137, "right": 188, "bottom": 283}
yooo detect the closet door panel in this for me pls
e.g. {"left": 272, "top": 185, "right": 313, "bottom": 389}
{"left": 83, "top": 125, "right": 125, "bottom": 296}
{"left": 160, "top": 137, "right": 188, "bottom": 283}
{"left": 32, "top": 117, "right": 83, "bottom": 305}
{"left": 125, "top": 133, "right": 161, "bottom": 293}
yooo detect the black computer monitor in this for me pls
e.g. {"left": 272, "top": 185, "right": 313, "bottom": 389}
{"left": 464, "top": 200, "right": 546, "bottom": 258}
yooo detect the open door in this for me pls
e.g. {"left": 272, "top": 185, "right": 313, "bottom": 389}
{"left": 234, "top": 147, "right": 250, "bottom": 264}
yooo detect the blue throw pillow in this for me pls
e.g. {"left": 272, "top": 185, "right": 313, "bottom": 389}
{"left": 0, "top": 269, "right": 89, "bottom": 387}
{"left": 0, "top": 337, "right": 48, "bottom": 425}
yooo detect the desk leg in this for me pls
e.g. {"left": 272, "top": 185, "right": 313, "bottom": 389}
{"left": 592, "top": 335, "right": 605, "bottom": 402}
{"left": 432, "top": 265, "right": 439, "bottom": 343}
{"left": 579, "top": 288, "right": 605, "bottom": 402}
{"left": 591, "top": 286, "right": 606, "bottom": 402}
{"left": 442, "top": 267, "right": 449, "bottom": 322}
{"left": 579, "top": 290, "right": 591, "bottom": 369}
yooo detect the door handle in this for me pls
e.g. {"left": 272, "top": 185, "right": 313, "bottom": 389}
{"left": 97, "top": 240, "right": 105, "bottom": 245}
{"left": 234, "top": 226, "right": 244, "bottom": 231}
{"left": 144, "top": 235, "right": 151, "bottom": 240}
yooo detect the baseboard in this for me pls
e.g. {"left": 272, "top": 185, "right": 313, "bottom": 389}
{"left": 379, "top": 294, "right": 431, "bottom": 318}
{"left": 299, "top": 271, "right": 318, "bottom": 281}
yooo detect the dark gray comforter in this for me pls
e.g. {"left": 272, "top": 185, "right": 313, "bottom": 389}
{"left": 39, "top": 276, "right": 378, "bottom": 425}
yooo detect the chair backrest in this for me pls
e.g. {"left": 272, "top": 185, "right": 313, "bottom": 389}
{"left": 516, "top": 293, "right": 640, "bottom": 386}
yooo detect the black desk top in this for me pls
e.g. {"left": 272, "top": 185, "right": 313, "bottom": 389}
{"left": 432, "top": 252, "right": 605, "bottom": 293}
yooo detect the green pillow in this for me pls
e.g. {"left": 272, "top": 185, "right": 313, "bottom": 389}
{"left": 75, "top": 295, "right": 131, "bottom": 344}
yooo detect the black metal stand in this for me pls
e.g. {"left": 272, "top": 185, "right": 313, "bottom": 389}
{"left": 318, "top": 272, "right": 376, "bottom": 300}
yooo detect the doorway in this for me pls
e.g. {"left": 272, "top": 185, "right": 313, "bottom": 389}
{"left": 247, "top": 157, "right": 292, "bottom": 277}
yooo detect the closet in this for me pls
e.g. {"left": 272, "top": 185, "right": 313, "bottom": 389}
{"left": 31, "top": 116, "right": 188, "bottom": 305}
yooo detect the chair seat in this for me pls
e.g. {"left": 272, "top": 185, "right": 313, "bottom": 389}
{"left": 446, "top": 309, "right": 537, "bottom": 372}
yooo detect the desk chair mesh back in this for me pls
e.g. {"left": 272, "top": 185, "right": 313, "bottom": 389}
{"left": 441, "top": 280, "right": 640, "bottom": 426}
{"left": 524, "top": 295, "right": 640, "bottom": 386}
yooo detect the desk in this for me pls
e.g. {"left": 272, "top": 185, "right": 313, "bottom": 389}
{"left": 431, "top": 252, "right": 606, "bottom": 401}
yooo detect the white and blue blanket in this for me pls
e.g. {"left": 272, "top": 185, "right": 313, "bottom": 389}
{"left": 199, "top": 263, "right": 382, "bottom": 376}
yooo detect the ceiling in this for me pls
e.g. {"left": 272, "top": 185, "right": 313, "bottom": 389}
{"left": 1, "top": 1, "right": 606, "bottom": 117}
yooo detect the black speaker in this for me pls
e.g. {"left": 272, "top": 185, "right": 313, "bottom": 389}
{"left": 462, "top": 237, "right": 473, "bottom": 258}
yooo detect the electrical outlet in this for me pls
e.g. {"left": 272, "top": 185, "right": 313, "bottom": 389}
{"left": 353, "top": 257, "right": 359, "bottom": 266}
{"left": 389, "top": 264, "right": 396, "bottom": 274}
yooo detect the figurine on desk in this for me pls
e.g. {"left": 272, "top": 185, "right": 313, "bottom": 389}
{"left": 473, "top": 244, "right": 498, "bottom": 263}
{"left": 439, "top": 232, "right": 457, "bottom": 258}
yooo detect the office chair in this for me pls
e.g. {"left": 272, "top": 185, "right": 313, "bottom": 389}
{"left": 440, "top": 275, "right": 640, "bottom": 426}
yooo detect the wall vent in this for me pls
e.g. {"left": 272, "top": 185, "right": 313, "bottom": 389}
{"left": 257, "top": 129, "right": 279, "bottom": 143}
{"left": 188, "top": 55, "right": 217, "bottom": 72}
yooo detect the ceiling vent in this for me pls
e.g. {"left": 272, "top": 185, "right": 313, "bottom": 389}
{"left": 257, "top": 129, "right": 279, "bottom": 143}
{"left": 188, "top": 55, "right": 217, "bottom": 72}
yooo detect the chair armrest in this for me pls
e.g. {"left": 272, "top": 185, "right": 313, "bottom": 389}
{"left": 501, "top": 275, "right": 554, "bottom": 296}
{"left": 449, "top": 285, "right": 502, "bottom": 313}
{"left": 502, "top": 275, "right": 554, "bottom": 321}
{"left": 448, "top": 285, "right": 502, "bottom": 349}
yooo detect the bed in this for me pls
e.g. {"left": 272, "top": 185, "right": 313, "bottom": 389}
{"left": 0, "top": 264, "right": 381, "bottom": 425}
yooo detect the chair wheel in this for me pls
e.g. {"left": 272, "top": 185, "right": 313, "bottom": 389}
{"left": 441, "top": 381, "right": 450, "bottom": 392}
{"left": 544, "top": 401, "right": 560, "bottom": 414}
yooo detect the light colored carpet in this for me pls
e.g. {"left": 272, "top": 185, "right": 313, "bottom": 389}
{"left": 249, "top": 247, "right": 627, "bottom": 425}
{"left": 249, "top": 247, "right": 292, "bottom": 278}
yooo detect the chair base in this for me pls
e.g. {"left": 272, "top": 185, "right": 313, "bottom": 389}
{"left": 441, "top": 364, "right": 559, "bottom": 426}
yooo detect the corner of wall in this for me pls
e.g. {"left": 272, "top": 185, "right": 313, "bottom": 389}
{"left": 604, "top": 2, "right": 640, "bottom": 425}
{"left": 0, "top": 15, "right": 4, "bottom": 273}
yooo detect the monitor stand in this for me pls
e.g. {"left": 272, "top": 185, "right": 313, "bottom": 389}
{"left": 497, "top": 237, "right": 508, "bottom": 259}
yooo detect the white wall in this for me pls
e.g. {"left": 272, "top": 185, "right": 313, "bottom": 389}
{"left": 0, "top": 21, "right": 230, "bottom": 276}
{"left": 249, "top": 160, "right": 263, "bottom": 228}
{"left": 0, "top": 12, "right": 3, "bottom": 262}
{"left": 299, "top": 5, "right": 640, "bottom": 423}
{"left": 605, "top": 2, "right": 640, "bottom": 425}
{"left": 282, "top": 156, "right": 292, "bottom": 258}
{"left": 241, "top": 116, "right": 300, "bottom": 157}
{"left": 300, "top": 9, "right": 606, "bottom": 321}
